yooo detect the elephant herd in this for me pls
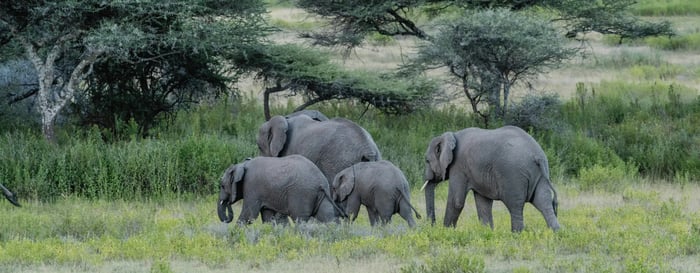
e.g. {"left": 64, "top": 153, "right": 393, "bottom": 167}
{"left": 0, "top": 109, "right": 560, "bottom": 232}
{"left": 217, "top": 110, "right": 561, "bottom": 232}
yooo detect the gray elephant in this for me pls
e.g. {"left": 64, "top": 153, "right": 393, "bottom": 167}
{"left": 1, "top": 183, "right": 20, "bottom": 207}
{"left": 257, "top": 114, "right": 381, "bottom": 183}
{"left": 217, "top": 155, "right": 346, "bottom": 225}
{"left": 332, "top": 160, "right": 422, "bottom": 227}
{"left": 422, "top": 126, "right": 560, "bottom": 232}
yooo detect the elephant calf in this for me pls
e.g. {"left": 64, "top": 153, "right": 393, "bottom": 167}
{"left": 217, "top": 155, "right": 345, "bottom": 225}
{"left": 331, "top": 160, "right": 421, "bottom": 227}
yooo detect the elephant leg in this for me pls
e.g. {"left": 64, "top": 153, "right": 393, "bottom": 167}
{"left": 261, "top": 208, "right": 288, "bottom": 226}
{"left": 367, "top": 207, "right": 380, "bottom": 226}
{"left": 237, "top": 200, "right": 262, "bottom": 225}
{"left": 398, "top": 200, "right": 417, "bottom": 228}
{"left": 504, "top": 202, "right": 525, "bottom": 232}
{"left": 443, "top": 180, "right": 468, "bottom": 227}
{"left": 345, "top": 197, "right": 362, "bottom": 222}
{"left": 313, "top": 200, "right": 338, "bottom": 223}
{"left": 473, "top": 192, "right": 494, "bottom": 229}
{"left": 531, "top": 184, "right": 561, "bottom": 231}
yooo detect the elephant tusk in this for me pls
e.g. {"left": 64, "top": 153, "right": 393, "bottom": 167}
{"left": 420, "top": 180, "right": 429, "bottom": 191}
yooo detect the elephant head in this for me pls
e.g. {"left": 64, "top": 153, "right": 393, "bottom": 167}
{"left": 331, "top": 168, "right": 356, "bottom": 204}
{"left": 257, "top": 115, "right": 289, "bottom": 157}
{"left": 217, "top": 162, "right": 246, "bottom": 223}
{"left": 1, "top": 183, "right": 20, "bottom": 207}
{"left": 422, "top": 132, "right": 456, "bottom": 224}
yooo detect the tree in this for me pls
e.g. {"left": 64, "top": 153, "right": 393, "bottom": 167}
{"left": 296, "top": 0, "right": 673, "bottom": 47}
{"left": 407, "top": 9, "right": 577, "bottom": 126}
{"left": 232, "top": 44, "right": 437, "bottom": 120}
{"left": 0, "top": 0, "right": 269, "bottom": 141}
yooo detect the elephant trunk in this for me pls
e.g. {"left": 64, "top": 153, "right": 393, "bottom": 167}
{"left": 423, "top": 180, "right": 437, "bottom": 224}
{"left": 1, "top": 184, "right": 20, "bottom": 207}
{"left": 217, "top": 200, "right": 234, "bottom": 223}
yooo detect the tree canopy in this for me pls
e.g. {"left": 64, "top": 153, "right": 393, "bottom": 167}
{"left": 297, "top": 0, "right": 673, "bottom": 48}
{"left": 405, "top": 9, "right": 577, "bottom": 126}
{"left": 0, "top": 0, "right": 269, "bottom": 141}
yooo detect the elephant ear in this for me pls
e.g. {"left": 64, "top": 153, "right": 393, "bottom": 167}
{"left": 228, "top": 163, "right": 247, "bottom": 201}
{"left": 335, "top": 171, "right": 355, "bottom": 202}
{"left": 257, "top": 116, "right": 288, "bottom": 157}
{"left": 437, "top": 132, "right": 456, "bottom": 180}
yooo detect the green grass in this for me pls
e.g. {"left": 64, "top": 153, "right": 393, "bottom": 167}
{"left": 633, "top": 0, "right": 700, "bottom": 16}
{"left": 1, "top": 183, "right": 698, "bottom": 272}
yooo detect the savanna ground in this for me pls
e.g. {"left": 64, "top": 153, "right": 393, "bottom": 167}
{"left": 2, "top": 2, "right": 700, "bottom": 273}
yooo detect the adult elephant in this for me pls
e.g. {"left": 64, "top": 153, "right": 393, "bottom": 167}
{"left": 1, "top": 183, "right": 20, "bottom": 207}
{"left": 217, "top": 155, "right": 346, "bottom": 225}
{"left": 257, "top": 113, "right": 381, "bottom": 183}
{"left": 422, "top": 126, "right": 560, "bottom": 232}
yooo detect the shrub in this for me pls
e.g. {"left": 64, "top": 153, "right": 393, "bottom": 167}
{"left": 506, "top": 93, "right": 563, "bottom": 133}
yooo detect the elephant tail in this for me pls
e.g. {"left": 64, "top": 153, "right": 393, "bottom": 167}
{"left": 551, "top": 179, "right": 559, "bottom": 217}
{"left": 535, "top": 156, "right": 558, "bottom": 217}
{"left": 317, "top": 189, "right": 348, "bottom": 219}
{"left": 398, "top": 190, "right": 422, "bottom": 220}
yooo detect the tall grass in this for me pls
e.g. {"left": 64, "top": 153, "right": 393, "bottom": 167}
{"left": 632, "top": 0, "right": 700, "bottom": 16}
{"left": 1, "top": 81, "right": 699, "bottom": 201}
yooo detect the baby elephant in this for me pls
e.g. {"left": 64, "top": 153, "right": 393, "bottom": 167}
{"left": 332, "top": 160, "right": 421, "bottom": 227}
{"left": 217, "top": 155, "right": 345, "bottom": 225}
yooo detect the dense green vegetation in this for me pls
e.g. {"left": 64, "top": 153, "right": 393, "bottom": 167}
{"left": 2, "top": 79, "right": 699, "bottom": 201}
{"left": 1, "top": 1, "right": 699, "bottom": 273}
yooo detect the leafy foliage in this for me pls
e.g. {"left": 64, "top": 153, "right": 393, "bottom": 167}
{"left": 233, "top": 43, "right": 438, "bottom": 118}
{"left": 406, "top": 9, "right": 576, "bottom": 126}
{"left": 295, "top": 0, "right": 673, "bottom": 48}
{"left": 0, "top": 0, "right": 271, "bottom": 140}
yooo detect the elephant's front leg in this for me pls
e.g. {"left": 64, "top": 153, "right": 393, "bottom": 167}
{"left": 474, "top": 192, "right": 494, "bottom": 229}
{"left": 261, "top": 208, "right": 288, "bottom": 225}
{"left": 237, "top": 200, "right": 262, "bottom": 225}
{"left": 443, "top": 179, "right": 469, "bottom": 227}
{"left": 345, "top": 196, "right": 362, "bottom": 222}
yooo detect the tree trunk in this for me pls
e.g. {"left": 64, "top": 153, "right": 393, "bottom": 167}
{"left": 14, "top": 32, "right": 102, "bottom": 143}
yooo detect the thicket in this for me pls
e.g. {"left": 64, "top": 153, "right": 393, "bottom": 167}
{"left": 1, "top": 79, "right": 698, "bottom": 201}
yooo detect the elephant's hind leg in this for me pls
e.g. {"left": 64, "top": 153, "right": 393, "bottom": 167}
{"left": 398, "top": 200, "right": 417, "bottom": 228}
{"left": 531, "top": 184, "right": 561, "bottom": 231}
{"left": 474, "top": 192, "right": 494, "bottom": 229}
{"left": 504, "top": 201, "right": 525, "bottom": 232}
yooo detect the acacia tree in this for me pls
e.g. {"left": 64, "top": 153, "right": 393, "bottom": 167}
{"left": 296, "top": 0, "right": 673, "bottom": 47}
{"left": 296, "top": 0, "right": 671, "bottom": 124}
{"left": 407, "top": 9, "right": 577, "bottom": 126}
{"left": 232, "top": 44, "right": 437, "bottom": 120}
{"left": 0, "top": 0, "right": 268, "bottom": 141}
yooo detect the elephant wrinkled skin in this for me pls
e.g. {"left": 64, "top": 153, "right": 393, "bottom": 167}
{"left": 257, "top": 114, "right": 381, "bottom": 184}
{"left": 423, "top": 126, "right": 560, "bottom": 232}
{"left": 217, "top": 155, "right": 345, "bottom": 225}
{"left": 332, "top": 160, "right": 421, "bottom": 227}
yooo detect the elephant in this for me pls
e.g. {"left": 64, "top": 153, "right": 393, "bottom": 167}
{"left": 285, "top": 109, "right": 328, "bottom": 121}
{"left": 422, "top": 126, "right": 560, "bottom": 232}
{"left": 257, "top": 113, "right": 381, "bottom": 184}
{"left": 331, "top": 160, "right": 421, "bottom": 227}
{"left": 1, "top": 183, "right": 20, "bottom": 207}
{"left": 217, "top": 155, "right": 346, "bottom": 225}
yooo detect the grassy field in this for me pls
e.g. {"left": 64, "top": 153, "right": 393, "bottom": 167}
{"left": 1, "top": 182, "right": 699, "bottom": 273}
{"left": 2, "top": 3, "right": 700, "bottom": 273}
